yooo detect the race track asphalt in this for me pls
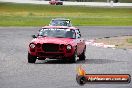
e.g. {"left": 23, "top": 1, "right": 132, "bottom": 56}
{"left": 0, "top": 26, "right": 132, "bottom": 88}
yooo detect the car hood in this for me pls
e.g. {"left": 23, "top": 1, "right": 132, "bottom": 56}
{"left": 31, "top": 37, "right": 75, "bottom": 45}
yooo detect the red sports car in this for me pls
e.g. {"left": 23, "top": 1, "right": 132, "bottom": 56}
{"left": 49, "top": 0, "right": 63, "bottom": 5}
{"left": 28, "top": 26, "right": 86, "bottom": 63}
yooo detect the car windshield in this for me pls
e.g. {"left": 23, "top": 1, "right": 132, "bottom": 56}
{"left": 39, "top": 28, "right": 75, "bottom": 38}
{"left": 50, "top": 20, "right": 71, "bottom": 26}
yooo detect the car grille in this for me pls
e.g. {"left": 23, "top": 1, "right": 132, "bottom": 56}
{"left": 42, "top": 43, "right": 59, "bottom": 52}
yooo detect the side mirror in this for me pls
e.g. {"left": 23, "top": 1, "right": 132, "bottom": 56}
{"left": 77, "top": 33, "right": 81, "bottom": 38}
{"left": 79, "top": 33, "right": 81, "bottom": 37}
{"left": 32, "top": 35, "right": 37, "bottom": 38}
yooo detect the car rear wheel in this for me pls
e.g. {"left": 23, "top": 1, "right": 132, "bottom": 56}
{"left": 28, "top": 53, "right": 36, "bottom": 63}
{"left": 56, "top": 3, "right": 59, "bottom": 5}
{"left": 79, "top": 47, "right": 86, "bottom": 61}
{"left": 60, "top": 3, "right": 63, "bottom": 5}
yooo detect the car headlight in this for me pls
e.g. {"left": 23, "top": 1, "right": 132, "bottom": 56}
{"left": 67, "top": 45, "right": 72, "bottom": 50}
{"left": 29, "top": 43, "right": 35, "bottom": 48}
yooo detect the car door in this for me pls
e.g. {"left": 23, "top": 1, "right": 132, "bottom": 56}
{"left": 75, "top": 29, "right": 82, "bottom": 55}
{"left": 76, "top": 29, "right": 85, "bottom": 55}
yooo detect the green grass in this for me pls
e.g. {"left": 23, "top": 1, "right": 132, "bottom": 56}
{"left": 0, "top": 2, "right": 132, "bottom": 26}
{"left": 127, "top": 38, "right": 132, "bottom": 43}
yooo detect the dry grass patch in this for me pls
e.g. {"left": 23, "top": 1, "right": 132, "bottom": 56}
{"left": 95, "top": 36, "right": 132, "bottom": 49}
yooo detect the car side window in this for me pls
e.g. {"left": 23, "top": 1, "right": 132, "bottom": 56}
{"left": 76, "top": 29, "right": 81, "bottom": 39}
{"left": 65, "top": 29, "right": 75, "bottom": 38}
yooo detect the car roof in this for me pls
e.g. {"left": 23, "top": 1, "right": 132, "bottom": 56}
{"left": 42, "top": 26, "right": 77, "bottom": 30}
{"left": 51, "top": 18, "right": 70, "bottom": 21}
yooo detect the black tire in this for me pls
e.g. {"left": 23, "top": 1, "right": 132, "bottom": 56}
{"left": 28, "top": 53, "right": 36, "bottom": 63}
{"left": 76, "top": 75, "right": 86, "bottom": 85}
{"left": 56, "top": 3, "right": 63, "bottom": 5}
{"left": 56, "top": 3, "right": 59, "bottom": 5}
{"left": 69, "top": 51, "right": 78, "bottom": 63}
{"left": 79, "top": 46, "right": 86, "bottom": 61}
{"left": 60, "top": 3, "right": 63, "bottom": 5}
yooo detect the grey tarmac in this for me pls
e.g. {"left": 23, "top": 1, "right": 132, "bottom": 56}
{"left": 0, "top": 26, "right": 132, "bottom": 88}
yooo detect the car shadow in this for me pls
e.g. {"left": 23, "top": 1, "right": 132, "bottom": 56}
{"left": 36, "top": 59, "right": 70, "bottom": 64}
{"left": 35, "top": 58, "right": 124, "bottom": 64}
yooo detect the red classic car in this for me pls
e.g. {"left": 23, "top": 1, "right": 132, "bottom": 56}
{"left": 28, "top": 26, "right": 86, "bottom": 63}
{"left": 49, "top": 0, "right": 63, "bottom": 5}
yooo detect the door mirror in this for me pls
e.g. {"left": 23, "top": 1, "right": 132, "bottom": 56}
{"left": 79, "top": 33, "right": 81, "bottom": 38}
{"left": 32, "top": 35, "right": 37, "bottom": 38}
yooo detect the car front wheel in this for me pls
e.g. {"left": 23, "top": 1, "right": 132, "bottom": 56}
{"left": 79, "top": 47, "right": 86, "bottom": 61}
{"left": 69, "top": 51, "right": 78, "bottom": 63}
{"left": 28, "top": 53, "right": 36, "bottom": 63}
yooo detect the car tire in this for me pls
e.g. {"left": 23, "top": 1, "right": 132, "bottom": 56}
{"left": 60, "top": 3, "right": 63, "bottom": 5}
{"left": 79, "top": 46, "right": 86, "bottom": 61}
{"left": 69, "top": 51, "right": 78, "bottom": 63}
{"left": 28, "top": 53, "right": 36, "bottom": 63}
{"left": 76, "top": 75, "right": 86, "bottom": 85}
{"left": 56, "top": 3, "right": 59, "bottom": 5}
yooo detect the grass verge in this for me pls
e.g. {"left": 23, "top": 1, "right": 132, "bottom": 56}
{"left": 95, "top": 36, "right": 132, "bottom": 49}
{"left": 0, "top": 2, "right": 132, "bottom": 26}
{"left": 127, "top": 38, "right": 132, "bottom": 43}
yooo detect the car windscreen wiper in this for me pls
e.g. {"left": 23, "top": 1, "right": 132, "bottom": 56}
{"left": 55, "top": 36, "right": 65, "bottom": 38}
